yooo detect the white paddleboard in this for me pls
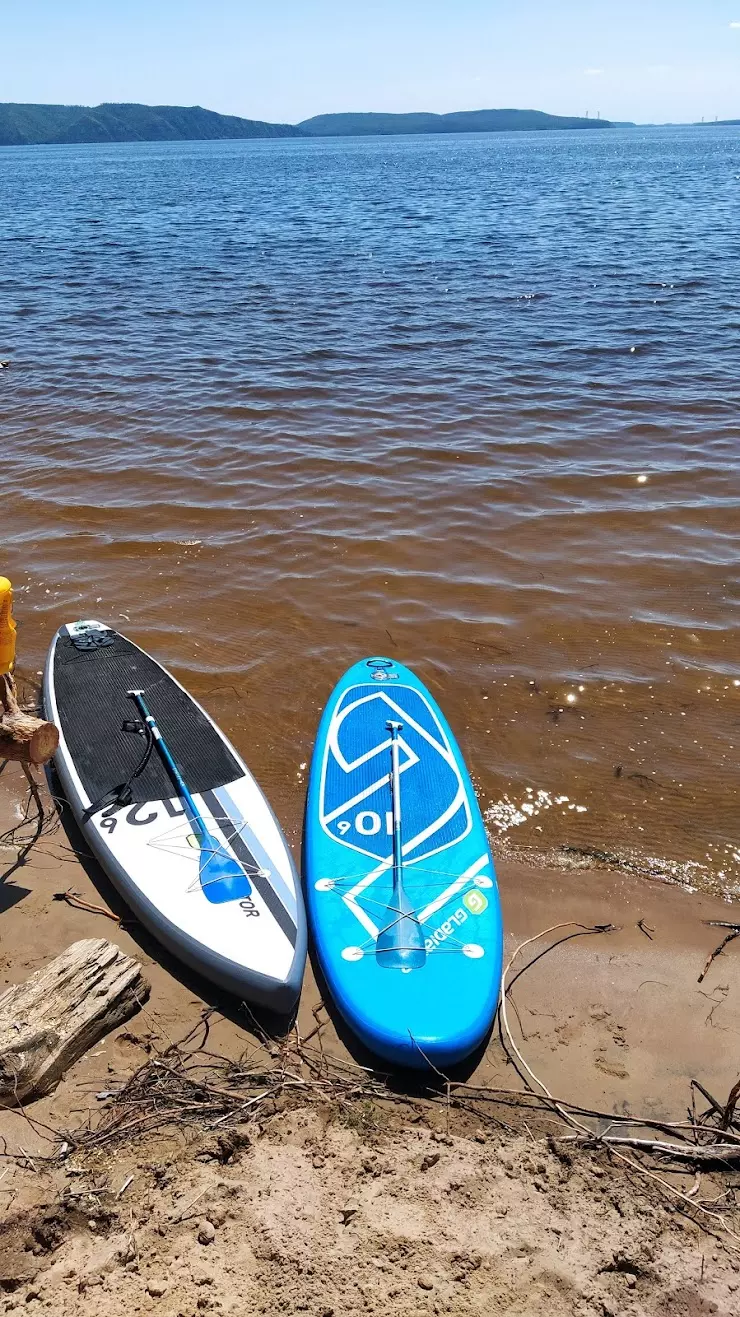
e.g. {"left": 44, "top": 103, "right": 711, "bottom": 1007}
{"left": 43, "top": 620, "right": 306, "bottom": 1012}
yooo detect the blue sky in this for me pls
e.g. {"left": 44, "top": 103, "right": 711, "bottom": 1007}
{"left": 1, "top": 1, "right": 739, "bottom": 123}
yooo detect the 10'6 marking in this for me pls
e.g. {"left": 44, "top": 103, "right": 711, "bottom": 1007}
{"left": 336, "top": 810, "right": 393, "bottom": 838}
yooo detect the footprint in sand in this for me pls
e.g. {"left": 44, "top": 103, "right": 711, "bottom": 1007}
{"left": 594, "top": 1049, "right": 629, "bottom": 1080}
{"left": 588, "top": 1007, "right": 630, "bottom": 1077}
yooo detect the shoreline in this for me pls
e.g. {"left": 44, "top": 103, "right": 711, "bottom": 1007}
{"left": 1, "top": 763, "right": 738, "bottom": 1132}
{"left": 1, "top": 765, "right": 740, "bottom": 1313}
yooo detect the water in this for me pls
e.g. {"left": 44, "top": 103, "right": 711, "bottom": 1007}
{"left": 2, "top": 127, "right": 739, "bottom": 895}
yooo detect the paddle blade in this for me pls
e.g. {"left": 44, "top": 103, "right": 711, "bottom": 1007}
{"left": 197, "top": 832, "right": 253, "bottom": 905}
{"left": 375, "top": 887, "right": 427, "bottom": 971}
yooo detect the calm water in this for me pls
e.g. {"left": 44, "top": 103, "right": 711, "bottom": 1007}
{"left": 2, "top": 128, "right": 739, "bottom": 894}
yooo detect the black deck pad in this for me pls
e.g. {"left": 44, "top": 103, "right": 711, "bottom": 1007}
{"left": 52, "top": 632, "right": 241, "bottom": 805}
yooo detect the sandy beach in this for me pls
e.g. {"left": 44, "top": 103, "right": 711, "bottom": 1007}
{"left": 1, "top": 758, "right": 740, "bottom": 1315}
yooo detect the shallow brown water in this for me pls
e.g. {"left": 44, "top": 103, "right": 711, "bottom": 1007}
{"left": 2, "top": 128, "right": 739, "bottom": 894}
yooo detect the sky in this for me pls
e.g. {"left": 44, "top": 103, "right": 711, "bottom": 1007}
{"left": 0, "top": 1, "right": 739, "bottom": 125}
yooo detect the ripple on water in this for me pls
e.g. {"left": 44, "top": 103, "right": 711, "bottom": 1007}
{"left": 2, "top": 127, "right": 739, "bottom": 894}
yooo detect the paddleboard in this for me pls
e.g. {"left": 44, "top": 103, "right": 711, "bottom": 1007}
{"left": 44, "top": 620, "right": 306, "bottom": 1012}
{"left": 304, "top": 656, "right": 503, "bottom": 1068}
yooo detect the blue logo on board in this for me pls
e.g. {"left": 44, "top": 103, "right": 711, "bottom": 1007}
{"left": 320, "top": 685, "right": 471, "bottom": 863}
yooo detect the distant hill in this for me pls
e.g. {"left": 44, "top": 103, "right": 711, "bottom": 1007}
{"left": 0, "top": 102, "right": 614, "bottom": 148}
{"left": 0, "top": 103, "right": 298, "bottom": 146}
{"left": 298, "top": 109, "right": 612, "bottom": 135}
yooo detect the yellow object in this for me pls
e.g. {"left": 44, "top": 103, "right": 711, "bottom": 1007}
{"left": 0, "top": 577, "right": 17, "bottom": 675}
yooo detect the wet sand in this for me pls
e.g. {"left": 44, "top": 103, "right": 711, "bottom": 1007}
{"left": 1, "top": 768, "right": 739, "bottom": 1134}
{"left": 1, "top": 764, "right": 740, "bottom": 1314}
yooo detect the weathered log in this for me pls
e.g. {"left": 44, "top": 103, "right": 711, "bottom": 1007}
{"left": 0, "top": 672, "right": 58, "bottom": 765}
{"left": 0, "top": 938, "right": 149, "bottom": 1105}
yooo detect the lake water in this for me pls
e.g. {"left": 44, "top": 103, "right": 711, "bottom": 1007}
{"left": 2, "top": 127, "right": 739, "bottom": 895}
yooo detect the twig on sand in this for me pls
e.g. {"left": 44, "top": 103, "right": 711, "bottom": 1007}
{"left": 300, "top": 1000, "right": 328, "bottom": 1047}
{"left": 208, "top": 1091, "right": 268, "bottom": 1129}
{"left": 52, "top": 888, "right": 120, "bottom": 923}
{"left": 409, "top": 1038, "right": 452, "bottom": 1137}
{"left": 18, "top": 1146, "right": 38, "bottom": 1172}
{"left": 564, "top": 1134, "right": 740, "bottom": 1165}
{"left": 0, "top": 762, "right": 57, "bottom": 881}
{"left": 170, "top": 1185, "right": 210, "bottom": 1224}
{"left": 699, "top": 925, "right": 740, "bottom": 984}
{"left": 692, "top": 1079, "right": 726, "bottom": 1121}
{"left": 721, "top": 1078, "right": 740, "bottom": 1132}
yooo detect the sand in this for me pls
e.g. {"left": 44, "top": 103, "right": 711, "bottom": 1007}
{"left": 1, "top": 759, "right": 740, "bottom": 1315}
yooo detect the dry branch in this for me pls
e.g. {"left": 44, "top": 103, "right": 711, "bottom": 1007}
{"left": 722, "top": 1078, "right": 740, "bottom": 1132}
{"left": 53, "top": 888, "right": 121, "bottom": 923}
{"left": 699, "top": 924, "right": 740, "bottom": 984}
{"left": 567, "top": 1134, "right": 740, "bottom": 1165}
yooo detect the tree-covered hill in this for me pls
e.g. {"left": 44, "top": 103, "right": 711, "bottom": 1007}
{"left": 297, "top": 108, "right": 612, "bottom": 135}
{"left": 0, "top": 102, "right": 298, "bottom": 146}
{"left": 0, "top": 102, "right": 614, "bottom": 147}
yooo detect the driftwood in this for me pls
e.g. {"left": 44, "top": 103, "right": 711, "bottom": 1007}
{"left": 0, "top": 672, "right": 58, "bottom": 765}
{"left": 0, "top": 938, "right": 149, "bottom": 1105}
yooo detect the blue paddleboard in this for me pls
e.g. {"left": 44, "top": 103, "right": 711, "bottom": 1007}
{"left": 304, "top": 657, "right": 503, "bottom": 1069}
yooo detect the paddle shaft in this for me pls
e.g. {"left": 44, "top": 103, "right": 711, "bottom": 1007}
{"left": 375, "top": 718, "right": 425, "bottom": 966}
{"left": 387, "top": 720, "right": 404, "bottom": 887}
{"left": 127, "top": 689, "right": 206, "bottom": 836}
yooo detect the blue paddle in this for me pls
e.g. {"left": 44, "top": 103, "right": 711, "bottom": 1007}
{"left": 375, "top": 721, "right": 427, "bottom": 971}
{"left": 127, "top": 689, "right": 253, "bottom": 906}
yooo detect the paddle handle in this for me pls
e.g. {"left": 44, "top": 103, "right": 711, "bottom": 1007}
{"left": 127, "top": 689, "right": 205, "bottom": 835}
